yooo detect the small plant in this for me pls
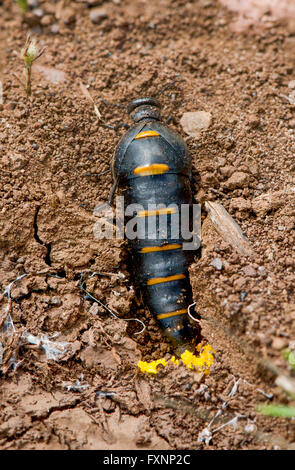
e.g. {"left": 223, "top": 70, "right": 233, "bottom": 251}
{"left": 20, "top": 35, "right": 46, "bottom": 98}
{"left": 282, "top": 349, "right": 295, "bottom": 372}
{"left": 257, "top": 404, "right": 295, "bottom": 418}
{"left": 257, "top": 351, "right": 295, "bottom": 419}
{"left": 16, "top": 0, "right": 28, "bottom": 13}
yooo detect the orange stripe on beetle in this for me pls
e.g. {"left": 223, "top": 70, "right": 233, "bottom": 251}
{"left": 147, "top": 273, "right": 186, "bottom": 286}
{"left": 137, "top": 207, "right": 178, "bottom": 218}
{"left": 140, "top": 244, "right": 182, "bottom": 254}
{"left": 134, "top": 130, "right": 160, "bottom": 139}
{"left": 157, "top": 309, "right": 187, "bottom": 320}
{"left": 133, "top": 163, "right": 169, "bottom": 176}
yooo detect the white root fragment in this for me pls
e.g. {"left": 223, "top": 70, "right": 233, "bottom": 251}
{"left": 197, "top": 375, "right": 271, "bottom": 444}
{"left": 197, "top": 376, "right": 242, "bottom": 443}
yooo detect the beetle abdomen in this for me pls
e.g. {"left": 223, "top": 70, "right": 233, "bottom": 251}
{"left": 113, "top": 100, "right": 201, "bottom": 354}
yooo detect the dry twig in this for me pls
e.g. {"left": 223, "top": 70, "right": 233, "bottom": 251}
{"left": 205, "top": 201, "right": 255, "bottom": 258}
{"left": 79, "top": 81, "right": 102, "bottom": 119}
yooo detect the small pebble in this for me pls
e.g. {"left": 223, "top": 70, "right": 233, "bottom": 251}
{"left": 224, "top": 171, "right": 249, "bottom": 190}
{"left": 204, "top": 391, "right": 211, "bottom": 401}
{"left": 244, "top": 423, "right": 256, "bottom": 433}
{"left": 210, "top": 258, "right": 223, "bottom": 270}
{"left": 41, "top": 14, "right": 53, "bottom": 26}
{"left": 89, "top": 303, "right": 99, "bottom": 315}
{"left": 196, "top": 384, "right": 208, "bottom": 395}
{"left": 272, "top": 337, "right": 288, "bottom": 350}
{"left": 241, "top": 265, "right": 257, "bottom": 277}
{"left": 240, "top": 291, "right": 247, "bottom": 301}
{"left": 28, "top": 0, "right": 39, "bottom": 7}
{"left": 90, "top": 8, "right": 108, "bottom": 24}
{"left": 32, "top": 7, "right": 44, "bottom": 18}
{"left": 247, "top": 114, "right": 261, "bottom": 129}
{"left": 61, "top": 7, "right": 76, "bottom": 25}
{"left": 180, "top": 111, "right": 212, "bottom": 138}
{"left": 51, "top": 296, "right": 61, "bottom": 306}
{"left": 50, "top": 24, "right": 60, "bottom": 34}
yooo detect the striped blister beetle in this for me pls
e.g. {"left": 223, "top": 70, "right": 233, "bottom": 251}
{"left": 111, "top": 97, "right": 201, "bottom": 356}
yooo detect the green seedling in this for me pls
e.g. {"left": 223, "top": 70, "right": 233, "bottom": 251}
{"left": 16, "top": 0, "right": 28, "bottom": 13}
{"left": 257, "top": 404, "right": 295, "bottom": 418}
{"left": 282, "top": 349, "right": 295, "bottom": 372}
{"left": 20, "top": 35, "right": 46, "bottom": 98}
{"left": 258, "top": 352, "right": 295, "bottom": 420}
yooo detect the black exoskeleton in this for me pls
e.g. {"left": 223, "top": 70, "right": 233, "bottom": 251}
{"left": 112, "top": 97, "right": 201, "bottom": 356}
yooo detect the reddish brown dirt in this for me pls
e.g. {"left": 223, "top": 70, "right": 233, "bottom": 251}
{"left": 1, "top": 0, "right": 295, "bottom": 450}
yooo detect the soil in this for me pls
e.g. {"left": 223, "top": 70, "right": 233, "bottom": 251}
{"left": 1, "top": 0, "right": 295, "bottom": 450}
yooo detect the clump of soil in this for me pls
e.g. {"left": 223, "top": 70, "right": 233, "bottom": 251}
{"left": 0, "top": 0, "right": 295, "bottom": 450}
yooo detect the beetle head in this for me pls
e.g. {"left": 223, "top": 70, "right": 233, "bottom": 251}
{"left": 127, "top": 97, "right": 161, "bottom": 122}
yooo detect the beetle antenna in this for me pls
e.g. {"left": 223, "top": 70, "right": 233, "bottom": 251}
{"left": 101, "top": 98, "right": 127, "bottom": 110}
{"left": 156, "top": 78, "right": 180, "bottom": 98}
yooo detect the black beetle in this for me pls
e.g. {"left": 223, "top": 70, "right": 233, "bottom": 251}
{"left": 111, "top": 97, "right": 201, "bottom": 356}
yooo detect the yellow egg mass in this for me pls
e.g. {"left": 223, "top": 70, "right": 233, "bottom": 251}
{"left": 137, "top": 344, "right": 215, "bottom": 375}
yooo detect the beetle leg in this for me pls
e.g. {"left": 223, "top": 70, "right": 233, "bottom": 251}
{"left": 165, "top": 115, "right": 177, "bottom": 125}
{"left": 101, "top": 99, "right": 127, "bottom": 110}
{"left": 100, "top": 123, "right": 117, "bottom": 130}
{"left": 115, "top": 122, "right": 130, "bottom": 130}
{"left": 108, "top": 180, "right": 118, "bottom": 206}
